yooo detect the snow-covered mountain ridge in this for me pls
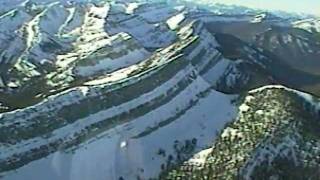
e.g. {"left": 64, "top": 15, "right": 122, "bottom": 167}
{"left": 0, "top": 1, "right": 320, "bottom": 180}
{"left": 165, "top": 86, "right": 320, "bottom": 179}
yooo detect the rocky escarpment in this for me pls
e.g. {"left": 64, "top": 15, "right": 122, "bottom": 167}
{"left": 1, "top": 1, "right": 320, "bottom": 180}
{"left": 164, "top": 86, "right": 320, "bottom": 180}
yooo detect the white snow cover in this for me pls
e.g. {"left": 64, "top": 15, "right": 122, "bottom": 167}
{"left": 4, "top": 1, "right": 319, "bottom": 180}
{"left": 126, "top": 3, "right": 140, "bottom": 14}
{"left": 193, "top": 15, "right": 252, "bottom": 24}
{"left": 282, "top": 34, "right": 293, "bottom": 44}
{"left": 242, "top": 135, "right": 299, "bottom": 179}
{"left": 75, "top": 45, "right": 150, "bottom": 77}
{"left": 24, "top": 2, "right": 59, "bottom": 51}
{"left": 39, "top": 3, "right": 69, "bottom": 35}
{"left": 107, "top": 10, "right": 177, "bottom": 48}
{"left": 72, "top": 31, "right": 150, "bottom": 77}
{"left": 167, "top": 12, "right": 186, "bottom": 30}
{"left": 202, "top": 58, "right": 230, "bottom": 84}
{"left": 0, "top": 64, "right": 193, "bottom": 159}
{"left": 187, "top": 148, "right": 212, "bottom": 166}
{"left": 250, "top": 85, "right": 320, "bottom": 110}
{"left": 56, "top": 3, "right": 112, "bottom": 68}
{"left": 0, "top": 10, "right": 31, "bottom": 35}
{"left": 250, "top": 13, "right": 267, "bottom": 23}
{"left": 134, "top": 3, "right": 183, "bottom": 23}
{"left": 239, "top": 103, "right": 250, "bottom": 112}
{"left": 0, "top": 10, "right": 30, "bottom": 65}
{"left": 293, "top": 18, "right": 320, "bottom": 33}
{"left": 83, "top": 64, "right": 139, "bottom": 86}
{"left": 2, "top": 77, "right": 237, "bottom": 180}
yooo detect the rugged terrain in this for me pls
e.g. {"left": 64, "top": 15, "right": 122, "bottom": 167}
{"left": 0, "top": 0, "right": 320, "bottom": 180}
{"left": 164, "top": 86, "right": 320, "bottom": 180}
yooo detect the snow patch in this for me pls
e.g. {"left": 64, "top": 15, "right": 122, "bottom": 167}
{"left": 166, "top": 12, "right": 185, "bottom": 30}
{"left": 126, "top": 3, "right": 139, "bottom": 14}
{"left": 187, "top": 148, "right": 212, "bottom": 166}
{"left": 239, "top": 103, "right": 250, "bottom": 112}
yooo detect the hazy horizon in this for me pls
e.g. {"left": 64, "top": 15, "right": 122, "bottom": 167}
{"left": 213, "top": 0, "right": 320, "bottom": 16}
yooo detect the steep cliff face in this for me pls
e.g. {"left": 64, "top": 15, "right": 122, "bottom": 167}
{"left": 0, "top": 1, "right": 320, "bottom": 180}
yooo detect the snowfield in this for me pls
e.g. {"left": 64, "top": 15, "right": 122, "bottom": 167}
{"left": 1, "top": 0, "right": 320, "bottom": 179}
{"left": 3, "top": 78, "right": 237, "bottom": 180}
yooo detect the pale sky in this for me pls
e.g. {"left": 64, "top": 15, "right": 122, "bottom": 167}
{"left": 214, "top": 0, "right": 320, "bottom": 16}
